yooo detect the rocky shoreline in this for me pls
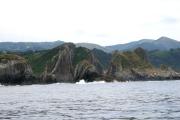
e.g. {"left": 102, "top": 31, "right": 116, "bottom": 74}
{"left": 0, "top": 43, "right": 180, "bottom": 85}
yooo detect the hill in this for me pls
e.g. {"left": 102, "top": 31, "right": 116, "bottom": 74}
{"left": 107, "top": 48, "right": 180, "bottom": 81}
{"left": 148, "top": 48, "right": 180, "bottom": 71}
{"left": 0, "top": 40, "right": 64, "bottom": 52}
{"left": 1, "top": 36, "right": 180, "bottom": 53}
{"left": 76, "top": 43, "right": 110, "bottom": 53}
{"left": 106, "top": 37, "right": 180, "bottom": 51}
{"left": 1, "top": 43, "right": 180, "bottom": 84}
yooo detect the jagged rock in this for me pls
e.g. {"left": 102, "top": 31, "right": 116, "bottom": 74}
{"left": 43, "top": 43, "right": 74, "bottom": 83}
{"left": 74, "top": 60, "right": 99, "bottom": 82}
{"left": 42, "top": 43, "right": 103, "bottom": 83}
{"left": 0, "top": 54, "right": 34, "bottom": 85}
{"left": 107, "top": 48, "right": 180, "bottom": 81}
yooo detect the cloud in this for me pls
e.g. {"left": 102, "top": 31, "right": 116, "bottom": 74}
{"left": 161, "top": 17, "right": 179, "bottom": 24}
{"left": 95, "top": 34, "right": 109, "bottom": 38}
{"left": 0, "top": 0, "right": 180, "bottom": 45}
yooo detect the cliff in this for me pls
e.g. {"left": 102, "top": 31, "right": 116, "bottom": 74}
{"left": 0, "top": 54, "right": 35, "bottom": 85}
{"left": 42, "top": 43, "right": 103, "bottom": 83}
{"left": 107, "top": 48, "right": 180, "bottom": 81}
{"left": 22, "top": 44, "right": 180, "bottom": 83}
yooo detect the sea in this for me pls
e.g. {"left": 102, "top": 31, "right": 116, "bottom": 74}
{"left": 0, "top": 80, "right": 180, "bottom": 120}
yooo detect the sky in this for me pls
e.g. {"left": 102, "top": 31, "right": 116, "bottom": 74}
{"left": 0, "top": 0, "right": 180, "bottom": 46}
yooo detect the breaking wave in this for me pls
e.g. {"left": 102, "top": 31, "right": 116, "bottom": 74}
{"left": 76, "top": 79, "right": 106, "bottom": 84}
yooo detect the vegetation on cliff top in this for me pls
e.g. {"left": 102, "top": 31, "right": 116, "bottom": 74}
{"left": 149, "top": 48, "right": 180, "bottom": 71}
{"left": 92, "top": 48, "right": 112, "bottom": 70}
{"left": 23, "top": 47, "right": 59, "bottom": 75}
{"left": 23, "top": 44, "right": 106, "bottom": 76}
{"left": 0, "top": 54, "right": 26, "bottom": 63}
{"left": 1, "top": 43, "right": 180, "bottom": 84}
{"left": 73, "top": 47, "right": 90, "bottom": 66}
{"left": 21, "top": 42, "right": 180, "bottom": 78}
{"left": 111, "top": 47, "right": 152, "bottom": 70}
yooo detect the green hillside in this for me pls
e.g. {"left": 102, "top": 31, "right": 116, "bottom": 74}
{"left": 92, "top": 48, "right": 112, "bottom": 70}
{"left": 73, "top": 47, "right": 90, "bottom": 66}
{"left": 111, "top": 48, "right": 152, "bottom": 71}
{"left": 23, "top": 47, "right": 59, "bottom": 75}
{"left": 148, "top": 48, "right": 180, "bottom": 71}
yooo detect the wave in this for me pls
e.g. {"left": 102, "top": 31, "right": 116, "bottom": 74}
{"left": 76, "top": 79, "right": 106, "bottom": 84}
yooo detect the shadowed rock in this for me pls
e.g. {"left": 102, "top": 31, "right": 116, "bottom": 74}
{"left": 42, "top": 43, "right": 103, "bottom": 83}
{"left": 107, "top": 48, "right": 180, "bottom": 81}
{"left": 0, "top": 54, "right": 34, "bottom": 85}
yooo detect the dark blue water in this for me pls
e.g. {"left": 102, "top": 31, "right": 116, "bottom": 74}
{"left": 0, "top": 81, "right": 180, "bottom": 120}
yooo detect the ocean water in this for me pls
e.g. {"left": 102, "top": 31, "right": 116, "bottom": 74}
{"left": 0, "top": 80, "right": 180, "bottom": 120}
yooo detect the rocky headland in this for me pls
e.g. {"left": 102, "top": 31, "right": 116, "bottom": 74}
{"left": 0, "top": 54, "right": 35, "bottom": 85}
{"left": 1, "top": 43, "right": 180, "bottom": 85}
{"left": 107, "top": 48, "right": 180, "bottom": 81}
{"left": 42, "top": 43, "right": 103, "bottom": 83}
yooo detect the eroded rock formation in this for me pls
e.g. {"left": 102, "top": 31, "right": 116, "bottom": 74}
{"left": 0, "top": 54, "right": 34, "bottom": 85}
{"left": 42, "top": 43, "right": 103, "bottom": 83}
{"left": 107, "top": 48, "right": 180, "bottom": 81}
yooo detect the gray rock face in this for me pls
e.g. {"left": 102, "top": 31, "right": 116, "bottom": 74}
{"left": 74, "top": 60, "right": 99, "bottom": 82}
{"left": 0, "top": 55, "right": 34, "bottom": 84}
{"left": 51, "top": 51, "right": 74, "bottom": 82}
{"left": 116, "top": 69, "right": 180, "bottom": 81}
{"left": 44, "top": 43, "right": 74, "bottom": 83}
{"left": 107, "top": 48, "right": 180, "bottom": 81}
{"left": 42, "top": 43, "right": 103, "bottom": 83}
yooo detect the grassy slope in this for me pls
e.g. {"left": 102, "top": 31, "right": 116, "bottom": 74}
{"left": 23, "top": 48, "right": 59, "bottom": 75}
{"left": 92, "top": 48, "right": 112, "bottom": 70}
{"left": 149, "top": 48, "right": 180, "bottom": 71}
{"left": 73, "top": 47, "right": 90, "bottom": 66}
{"left": 24, "top": 45, "right": 180, "bottom": 75}
{"left": 112, "top": 48, "right": 152, "bottom": 70}
{"left": 0, "top": 54, "right": 23, "bottom": 60}
{"left": 23, "top": 46, "right": 92, "bottom": 75}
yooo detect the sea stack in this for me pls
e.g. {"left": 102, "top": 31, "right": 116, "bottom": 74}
{"left": 0, "top": 54, "right": 34, "bottom": 85}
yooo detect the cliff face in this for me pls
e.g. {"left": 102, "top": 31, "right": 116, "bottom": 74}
{"left": 42, "top": 43, "right": 103, "bottom": 83}
{"left": 0, "top": 54, "right": 34, "bottom": 85}
{"left": 44, "top": 43, "right": 74, "bottom": 83}
{"left": 107, "top": 48, "right": 180, "bottom": 81}
{"left": 21, "top": 44, "right": 180, "bottom": 84}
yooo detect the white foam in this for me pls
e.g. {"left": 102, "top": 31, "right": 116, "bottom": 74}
{"left": 76, "top": 79, "right": 106, "bottom": 84}
{"left": 76, "top": 79, "right": 86, "bottom": 84}
{"left": 90, "top": 81, "right": 106, "bottom": 84}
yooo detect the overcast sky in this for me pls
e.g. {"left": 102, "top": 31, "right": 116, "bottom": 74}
{"left": 0, "top": 0, "right": 180, "bottom": 46}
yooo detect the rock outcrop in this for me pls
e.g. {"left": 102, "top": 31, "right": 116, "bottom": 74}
{"left": 22, "top": 44, "right": 180, "bottom": 84}
{"left": 0, "top": 54, "right": 34, "bottom": 85}
{"left": 74, "top": 60, "right": 100, "bottom": 82}
{"left": 107, "top": 48, "right": 180, "bottom": 81}
{"left": 42, "top": 43, "right": 103, "bottom": 83}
